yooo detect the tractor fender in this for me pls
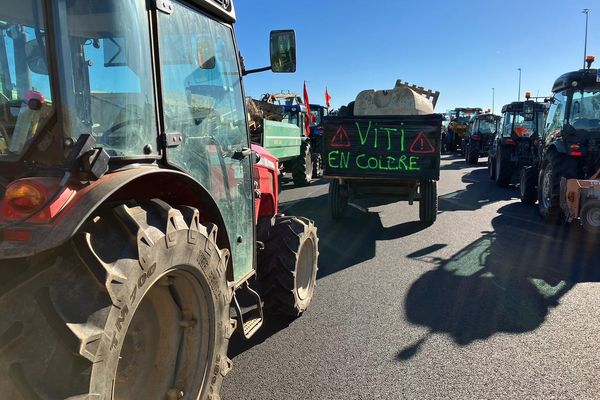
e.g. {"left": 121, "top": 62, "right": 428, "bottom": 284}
{"left": 548, "top": 141, "right": 568, "bottom": 156}
{"left": 0, "top": 166, "right": 231, "bottom": 263}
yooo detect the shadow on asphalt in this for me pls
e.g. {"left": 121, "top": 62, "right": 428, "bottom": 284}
{"left": 230, "top": 192, "right": 432, "bottom": 359}
{"left": 398, "top": 202, "right": 600, "bottom": 360}
{"left": 439, "top": 168, "right": 517, "bottom": 212}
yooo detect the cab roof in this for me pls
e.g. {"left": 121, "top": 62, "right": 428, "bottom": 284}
{"left": 193, "top": 0, "right": 236, "bottom": 23}
{"left": 501, "top": 100, "right": 547, "bottom": 113}
{"left": 552, "top": 69, "right": 600, "bottom": 93}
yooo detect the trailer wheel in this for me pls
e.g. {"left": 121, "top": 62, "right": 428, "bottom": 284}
{"left": 538, "top": 151, "right": 577, "bottom": 223}
{"left": 259, "top": 216, "right": 319, "bottom": 316}
{"left": 495, "top": 145, "right": 512, "bottom": 187}
{"left": 581, "top": 199, "right": 600, "bottom": 234}
{"left": 329, "top": 179, "right": 348, "bottom": 220}
{"left": 0, "top": 200, "right": 234, "bottom": 400}
{"left": 419, "top": 180, "right": 438, "bottom": 224}
{"left": 519, "top": 167, "right": 538, "bottom": 205}
{"left": 292, "top": 140, "right": 313, "bottom": 187}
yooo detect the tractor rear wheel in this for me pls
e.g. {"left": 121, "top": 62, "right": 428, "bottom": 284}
{"left": 467, "top": 141, "right": 480, "bottom": 164}
{"left": 0, "top": 200, "right": 234, "bottom": 400}
{"left": 329, "top": 179, "right": 348, "bottom": 220}
{"left": 259, "top": 216, "right": 318, "bottom": 316}
{"left": 488, "top": 153, "right": 497, "bottom": 180}
{"left": 495, "top": 145, "right": 512, "bottom": 187}
{"left": 292, "top": 141, "right": 313, "bottom": 187}
{"left": 538, "top": 152, "right": 577, "bottom": 223}
{"left": 519, "top": 167, "right": 538, "bottom": 205}
{"left": 419, "top": 180, "right": 438, "bottom": 224}
{"left": 580, "top": 199, "right": 600, "bottom": 234}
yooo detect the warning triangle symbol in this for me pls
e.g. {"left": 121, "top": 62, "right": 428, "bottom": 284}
{"left": 409, "top": 132, "right": 436, "bottom": 154}
{"left": 330, "top": 126, "right": 352, "bottom": 148}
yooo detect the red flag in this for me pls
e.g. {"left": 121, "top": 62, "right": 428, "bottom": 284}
{"left": 325, "top": 87, "right": 332, "bottom": 108}
{"left": 303, "top": 81, "right": 311, "bottom": 135}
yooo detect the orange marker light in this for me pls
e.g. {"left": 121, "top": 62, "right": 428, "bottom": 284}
{"left": 525, "top": 91, "right": 531, "bottom": 100}
{"left": 5, "top": 182, "right": 46, "bottom": 213}
{"left": 586, "top": 55, "right": 595, "bottom": 62}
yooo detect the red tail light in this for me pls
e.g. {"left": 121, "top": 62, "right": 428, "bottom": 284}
{"left": 472, "top": 134, "right": 481, "bottom": 140}
{"left": 503, "top": 138, "right": 515, "bottom": 145}
{"left": 570, "top": 151, "right": 583, "bottom": 156}
{"left": 1, "top": 178, "right": 76, "bottom": 223}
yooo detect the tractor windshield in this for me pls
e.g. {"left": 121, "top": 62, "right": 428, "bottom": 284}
{"left": 570, "top": 89, "right": 600, "bottom": 131}
{"left": 0, "top": 0, "right": 53, "bottom": 158}
{"left": 503, "top": 111, "right": 543, "bottom": 138}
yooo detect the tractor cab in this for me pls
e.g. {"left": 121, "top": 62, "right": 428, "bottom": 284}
{"left": 500, "top": 99, "right": 546, "bottom": 142}
{"left": 545, "top": 62, "right": 600, "bottom": 171}
{"left": 464, "top": 113, "right": 501, "bottom": 164}
{"left": 447, "top": 107, "right": 483, "bottom": 152}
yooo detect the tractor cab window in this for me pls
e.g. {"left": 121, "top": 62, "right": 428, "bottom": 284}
{"left": 570, "top": 90, "right": 600, "bottom": 131}
{"left": 284, "top": 110, "right": 299, "bottom": 126}
{"left": 0, "top": 0, "right": 53, "bottom": 158}
{"left": 53, "top": 0, "right": 157, "bottom": 157}
{"left": 310, "top": 109, "right": 321, "bottom": 127}
{"left": 478, "top": 119, "right": 498, "bottom": 134}
{"left": 545, "top": 91, "right": 566, "bottom": 139}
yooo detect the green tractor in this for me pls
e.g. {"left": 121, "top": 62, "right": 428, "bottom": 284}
{"left": 0, "top": 1, "right": 319, "bottom": 399}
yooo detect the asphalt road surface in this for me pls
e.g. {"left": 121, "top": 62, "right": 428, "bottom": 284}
{"left": 222, "top": 155, "right": 600, "bottom": 400}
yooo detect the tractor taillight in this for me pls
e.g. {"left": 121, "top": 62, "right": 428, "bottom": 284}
{"left": 1, "top": 178, "right": 76, "bottom": 223}
{"left": 472, "top": 134, "right": 481, "bottom": 140}
{"left": 5, "top": 181, "right": 46, "bottom": 213}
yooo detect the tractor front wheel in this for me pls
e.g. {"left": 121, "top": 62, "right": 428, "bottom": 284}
{"left": 0, "top": 200, "right": 234, "bottom": 400}
{"left": 538, "top": 152, "right": 577, "bottom": 223}
{"left": 519, "top": 167, "right": 538, "bottom": 205}
{"left": 259, "top": 216, "right": 319, "bottom": 316}
{"left": 292, "top": 141, "right": 313, "bottom": 187}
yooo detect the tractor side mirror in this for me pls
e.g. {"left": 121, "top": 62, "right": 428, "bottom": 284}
{"left": 197, "top": 37, "right": 216, "bottom": 70}
{"left": 25, "top": 39, "right": 48, "bottom": 75}
{"left": 270, "top": 30, "right": 296, "bottom": 73}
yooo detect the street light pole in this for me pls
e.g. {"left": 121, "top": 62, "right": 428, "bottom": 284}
{"left": 517, "top": 68, "right": 522, "bottom": 101}
{"left": 583, "top": 9, "right": 590, "bottom": 69}
{"left": 492, "top": 87, "right": 495, "bottom": 113}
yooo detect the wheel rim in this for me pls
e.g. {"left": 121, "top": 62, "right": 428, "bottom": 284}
{"left": 114, "top": 268, "right": 212, "bottom": 400}
{"left": 585, "top": 206, "right": 600, "bottom": 228}
{"left": 295, "top": 237, "right": 316, "bottom": 301}
{"left": 541, "top": 166, "right": 553, "bottom": 209}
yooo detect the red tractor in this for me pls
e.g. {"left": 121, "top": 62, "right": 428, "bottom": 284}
{"left": 0, "top": 1, "right": 318, "bottom": 399}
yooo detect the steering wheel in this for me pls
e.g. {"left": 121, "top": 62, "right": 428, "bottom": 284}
{"left": 101, "top": 118, "right": 144, "bottom": 140}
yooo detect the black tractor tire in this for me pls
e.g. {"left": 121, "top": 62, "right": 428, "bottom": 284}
{"left": 460, "top": 139, "right": 466, "bottom": 157}
{"left": 419, "top": 180, "right": 438, "bottom": 224}
{"left": 467, "top": 142, "right": 480, "bottom": 164}
{"left": 312, "top": 152, "right": 323, "bottom": 178}
{"left": 495, "top": 145, "right": 513, "bottom": 187}
{"left": 0, "top": 200, "right": 234, "bottom": 400}
{"left": 519, "top": 167, "right": 538, "bottom": 205}
{"left": 580, "top": 199, "right": 600, "bottom": 234}
{"left": 259, "top": 216, "right": 319, "bottom": 316}
{"left": 292, "top": 140, "right": 313, "bottom": 187}
{"left": 538, "top": 151, "right": 578, "bottom": 223}
{"left": 488, "top": 153, "right": 497, "bottom": 180}
{"left": 329, "top": 179, "right": 348, "bottom": 220}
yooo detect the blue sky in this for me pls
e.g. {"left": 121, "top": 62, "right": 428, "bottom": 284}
{"left": 235, "top": 0, "right": 600, "bottom": 113}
